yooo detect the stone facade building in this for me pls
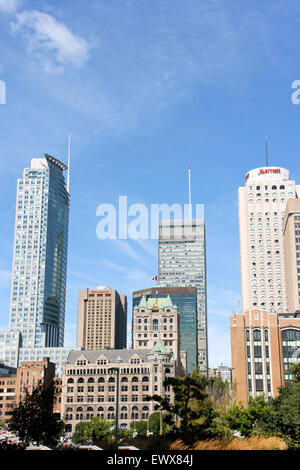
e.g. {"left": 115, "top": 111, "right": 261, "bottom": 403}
{"left": 132, "top": 295, "right": 184, "bottom": 374}
{"left": 61, "top": 344, "right": 177, "bottom": 433}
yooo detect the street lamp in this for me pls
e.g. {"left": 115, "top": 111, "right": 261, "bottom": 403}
{"left": 108, "top": 367, "right": 120, "bottom": 444}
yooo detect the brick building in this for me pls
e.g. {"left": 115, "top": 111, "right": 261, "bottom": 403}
{"left": 231, "top": 309, "right": 300, "bottom": 406}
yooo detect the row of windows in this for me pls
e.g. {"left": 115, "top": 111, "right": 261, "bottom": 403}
{"left": 246, "top": 329, "right": 300, "bottom": 344}
{"left": 67, "top": 367, "right": 150, "bottom": 375}
{"left": 66, "top": 405, "right": 149, "bottom": 413}
{"left": 246, "top": 329, "right": 268, "bottom": 341}
{"left": 248, "top": 198, "right": 287, "bottom": 204}
{"left": 248, "top": 185, "right": 287, "bottom": 190}
{"left": 67, "top": 376, "right": 151, "bottom": 384}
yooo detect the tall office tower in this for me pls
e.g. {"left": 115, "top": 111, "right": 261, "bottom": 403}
{"left": 132, "top": 286, "right": 197, "bottom": 374}
{"left": 231, "top": 309, "right": 300, "bottom": 407}
{"left": 283, "top": 198, "right": 300, "bottom": 313}
{"left": 8, "top": 154, "right": 69, "bottom": 349}
{"left": 158, "top": 219, "right": 207, "bottom": 375}
{"left": 76, "top": 286, "right": 127, "bottom": 350}
{"left": 238, "top": 166, "right": 300, "bottom": 313}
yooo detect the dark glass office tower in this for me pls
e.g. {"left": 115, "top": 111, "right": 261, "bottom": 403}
{"left": 132, "top": 286, "right": 198, "bottom": 374}
{"left": 9, "top": 154, "right": 69, "bottom": 348}
{"left": 158, "top": 219, "right": 208, "bottom": 375}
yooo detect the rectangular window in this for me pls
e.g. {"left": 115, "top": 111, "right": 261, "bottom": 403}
{"left": 255, "top": 379, "right": 264, "bottom": 392}
{"left": 254, "top": 346, "right": 262, "bottom": 357}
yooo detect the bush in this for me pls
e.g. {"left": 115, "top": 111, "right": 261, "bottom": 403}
{"left": 169, "top": 437, "right": 288, "bottom": 451}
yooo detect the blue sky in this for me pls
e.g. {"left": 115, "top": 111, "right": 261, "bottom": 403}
{"left": 0, "top": 0, "right": 300, "bottom": 368}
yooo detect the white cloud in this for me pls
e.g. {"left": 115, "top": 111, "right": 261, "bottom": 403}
{"left": 11, "top": 10, "right": 90, "bottom": 72}
{"left": 135, "top": 239, "right": 158, "bottom": 258}
{"left": 0, "top": 0, "right": 19, "bottom": 13}
{"left": 103, "top": 259, "right": 150, "bottom": 283}
{"left": 111, "top": 239, "right": 144, "bottom": 265}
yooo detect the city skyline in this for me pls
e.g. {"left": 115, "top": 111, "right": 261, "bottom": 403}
{"left": 1, "top": 1, "right": 300, "bottom": 369}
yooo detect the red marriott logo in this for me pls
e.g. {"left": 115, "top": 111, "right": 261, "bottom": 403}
{"left": 258, "top": 168, "right": 281, "bottom": 175}
{"left": 90, "top": 290, "right": 110, "bottom": 294}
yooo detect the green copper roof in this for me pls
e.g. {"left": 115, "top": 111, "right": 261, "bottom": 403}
{"left": 150, "top": 340, "right": 169, "bottom": 355}
{"left": 135, "top": 294, "right": 175, "bottom": 310}
{"left": 136, "top": 295, "right": 148, "bottom": 308}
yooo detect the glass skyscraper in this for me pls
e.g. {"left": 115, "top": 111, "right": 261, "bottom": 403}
{"left": 8, "top": 154, "right": 69, "bottom": 349}
{"left": 158, "top": 219, "right": 208, "bottom": 375}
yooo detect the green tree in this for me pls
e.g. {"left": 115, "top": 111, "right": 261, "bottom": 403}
{"left": 210, "top": 374, "right": 232, "bottom": 412}
{"left": 71, "top": 422, "right": 87, "bottom": 444}
{"left": 148, "top": 411, "right": 173, "bottom": 435}
{"left": 224, "top": 395, "right": 274, "bottom": 438}
{"left": 130, "top": 420, "right": 147, "bottom": 437}
{"left": 259, "top": 363, "right": 300, "bottom": 444}
{"left": 85, "top": 417, "right": 113, "bottom": 442}
{"left": 72, "top": 418, "right": 113, "bottom": 444}
{"left": 147, "top": 368, "right": 216, "bottom": 441}
{"left": 8, "top": 380, "right": 64, "bottom": 447}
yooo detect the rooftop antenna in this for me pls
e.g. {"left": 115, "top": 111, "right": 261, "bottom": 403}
{"left": 67, "top": 134, "right": 71, "bottom": 193}
{"left": 265, "top": 137, "right": 269, "bottom": 167}
{"left": 188, "top": 164, "right": 192, "bottom": 220}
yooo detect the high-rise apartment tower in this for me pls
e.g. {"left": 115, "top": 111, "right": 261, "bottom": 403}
{"left": 8, "top": 155, "right": 69, "bottom": 349}
{"left": 283, "top": 198, "right": 300, "bottom": 313}
{"left": 238, "top": 166, "right": 300, "bottom": 313}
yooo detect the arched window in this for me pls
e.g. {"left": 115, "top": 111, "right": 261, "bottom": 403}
{"left": 131, "top": 406, "right": 139, "bottom": 420}
{"left": 98, "top": 407, "right": 104, "bottom": 412}
{"left": 98, "top": 377, "right": 104, "bottom": 383}
{"left": 66, "top": 407, "right": 73, "bottom": 412}
{"left": 253, "top": 329, "right": 261, "bottom": 341}
{"left": 88, "top": 378, "right": 94, "bottom": 383}
{"left": 76, "top": 407, "right": 83, "bottom": 412}
{"left": 142, "top": 376, "right": 149, "bottom": 382}
{"left": 121, "top": 406, "right": 128, "bottom": 412}
{"left": 78, "top": 378, "right": 84, "bottom": 383}
{"left": 67, "top": 378, "right": 74, "bottom": 384}
{"left": 121, "top": 377, "right": 128, "bottom": 382}
{"left": 132, "top": 376, "right": 138, "bottom": 382}
{"left": 108, "top": 377, "right": 115, "bottom": 383}
{"left": 282, "top": 329, "right": 300, "bottom": 341}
